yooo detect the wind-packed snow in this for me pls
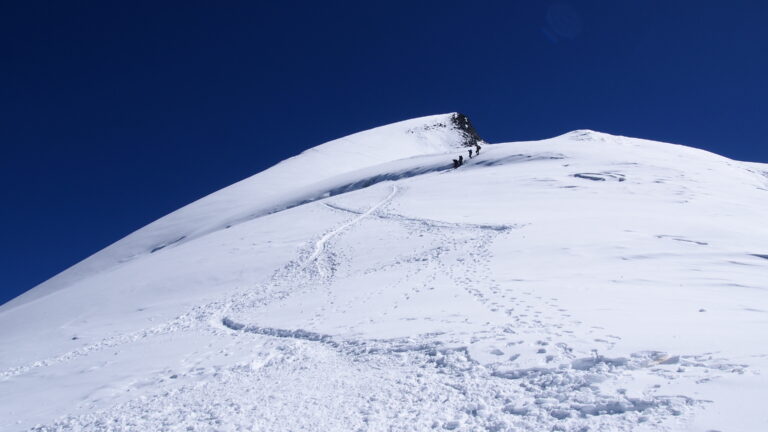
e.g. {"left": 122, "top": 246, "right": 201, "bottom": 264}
{"left": 1, "top": 114, "right": 767, "bottom": 431}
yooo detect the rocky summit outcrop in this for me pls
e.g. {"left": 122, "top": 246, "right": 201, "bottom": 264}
{"left": 405, "top": 112, "right": 484, "bottom": 148}
{"left": 450, "top": 112, "right": 484, "bottom": 147}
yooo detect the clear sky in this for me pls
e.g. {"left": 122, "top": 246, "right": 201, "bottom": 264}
{"left": 2, "top": 1, "right": 767, "bottom": 305}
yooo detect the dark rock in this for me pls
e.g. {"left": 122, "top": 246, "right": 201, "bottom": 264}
{"left": 450, "top": 113, "right": 484, "bottom": 147}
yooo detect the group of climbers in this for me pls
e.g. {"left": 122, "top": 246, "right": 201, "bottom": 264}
{"left": 452, "top": 143, "right": 482, "bottom": 169}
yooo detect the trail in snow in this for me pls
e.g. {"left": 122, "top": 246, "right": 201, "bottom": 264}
{"left": 302, "top": 184, "right": 398, "bottom": 278}
{"left": 322, "top": 201, "right": 517, "bottom": 232}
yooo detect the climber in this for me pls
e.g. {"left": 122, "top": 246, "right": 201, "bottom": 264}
{"left": 468, "top": 149, "right": 473, "bottom": 158}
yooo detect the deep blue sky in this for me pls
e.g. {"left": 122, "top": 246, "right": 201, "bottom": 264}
{"left": 2, "top": 1, "right": 767, "bottom": 305}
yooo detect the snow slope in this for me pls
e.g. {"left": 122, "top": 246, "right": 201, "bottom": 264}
{"left": 1, "top": 113, "right": 477, "bottom": 310}
{"left": 1, "top": 114, "right": 767, "bottom": 431}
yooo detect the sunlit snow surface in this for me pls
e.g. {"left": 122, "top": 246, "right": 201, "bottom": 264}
{"left": 2, "top": 115, "right": 767, "bottom": 431}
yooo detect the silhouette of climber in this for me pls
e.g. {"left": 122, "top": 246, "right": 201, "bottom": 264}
{"left": 452, "top": 159, "right": 459, "bottom": 169}
{"left": 468, "top": 149, "right": 473, "bottom": 158}
{"left": 475, "top": 143, "right": 481, "bottom": 155}
{"left": 458, "top": 155, "right": 464, "bottom": 166}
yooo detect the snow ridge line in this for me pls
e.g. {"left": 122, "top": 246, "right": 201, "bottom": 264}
{"left": 302, "top": 184, "right": 398, "bottom": 275}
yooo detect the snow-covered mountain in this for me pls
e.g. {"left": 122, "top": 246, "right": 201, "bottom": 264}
{"left": 2, "top": 113, "right": 767, "bottom": 431}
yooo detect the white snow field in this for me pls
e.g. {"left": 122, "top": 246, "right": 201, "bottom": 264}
{"left": 1, "top": 113, "right": 767, "bottom": 431}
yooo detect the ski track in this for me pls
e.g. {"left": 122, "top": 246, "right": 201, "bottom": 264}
{"left": 9, "top": 182, "right": 751, "bottom": 432}
{"left": 303, "top": 184, "right": 399, "bottom": 279}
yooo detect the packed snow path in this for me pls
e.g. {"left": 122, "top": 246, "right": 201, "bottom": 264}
{"left": 303, "top": 185, "right": 399, "bottom": 279}
{"left": 2, "top": 117, "right": 768, "bottom": 431}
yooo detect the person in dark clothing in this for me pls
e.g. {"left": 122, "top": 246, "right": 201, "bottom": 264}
{"left": 475, "top": 143, "right": 481, "bottom": 155}
{"left": 452, "top": 159, "right": 459, "bottom": 169}
{"left": 458, "top": 155, "right": 464, "bottom": 166}
{"left": 468, "top": 149, "right": 473, "bottom": 158}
